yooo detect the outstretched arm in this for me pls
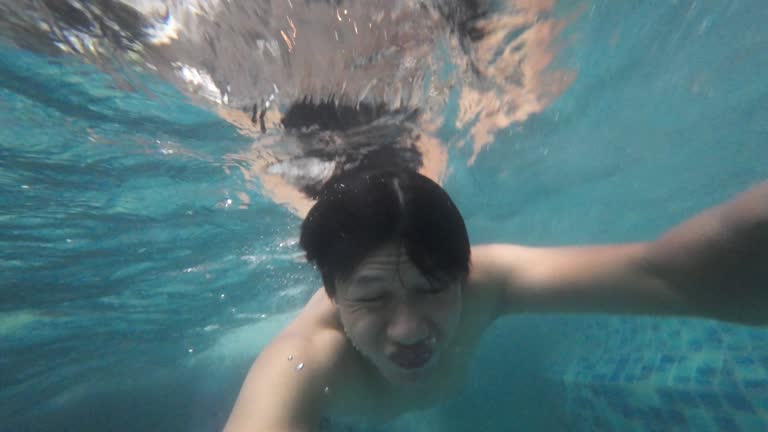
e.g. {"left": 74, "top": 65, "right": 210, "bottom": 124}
{"left": 649, "top": 181, "right": 768, "bottom": 323}
{"left": 471, "top": 181, "right": 768, "bottom": 325}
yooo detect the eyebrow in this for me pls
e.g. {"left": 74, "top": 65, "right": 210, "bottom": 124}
{"left": 351, "top": 274, "right": 391, "bottom": 285}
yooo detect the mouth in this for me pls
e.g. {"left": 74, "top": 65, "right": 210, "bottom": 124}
{"left": 387, "top": 337, "right": 437, "bottom": 370}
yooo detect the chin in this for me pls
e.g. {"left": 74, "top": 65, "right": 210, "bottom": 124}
{"left": 380, "top": 353, "right": 441, "bottom": 385}
{"left": 389, "top": 371, "right": 427, "bottom": 385}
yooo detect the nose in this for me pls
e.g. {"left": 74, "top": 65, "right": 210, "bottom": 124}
{"left": 386, "top": 301, "right": 430, "bottom": 345}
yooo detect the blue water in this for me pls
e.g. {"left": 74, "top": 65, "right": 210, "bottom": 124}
{"left": 2, "top": 1, "right": 768, "bottom": 431}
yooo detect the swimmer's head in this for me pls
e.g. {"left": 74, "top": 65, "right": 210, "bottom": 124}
{"left": 300, "top": 169, "right": 469, "bottom": 383}
{"left": 300, "top": 168, "right": 470, "bottom": 297}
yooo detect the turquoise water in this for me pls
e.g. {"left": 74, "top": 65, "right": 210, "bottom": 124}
{"left": 2, "top": 1, "right": 768, "bottom": 431}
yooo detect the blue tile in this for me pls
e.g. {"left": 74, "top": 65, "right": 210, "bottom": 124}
{"left": 689, "top": 340, "right": 704, "bottom": 351}
{"left": 694, "top": 376, "right": 712, "bottom": 386}
{"left": 638, "top": 370, "right": 653, "bottom": 380}
{"left": 573, "top": 396, "right": 591, "bottom": 406}
{"left": 698, "top": 392, "right": 723, "bottom": 410}
{"left": 637, "top": 407, "right": 657, "bottom": 422}
{"left": 664, "top": 409, "right": 686, "bottom": 425}
{"left": 718, "top": 371, "right": 740, "bottom": 388}
{"left": 705, "top": 329, "right": 723, "bottom": 344}
{"left": 734, "top": 356, "right": 755, "bottom": 366}
{"left": 696, "top": 365, "right": 718, "bottom": 379}
{"left": 620, "top": 404, "right": 636, "bottom": 419}
{"left": 610, "top": 357, "right": 631, "bottom": 382}
{"left": 616, "top": 356, "right": 630, "bottom": 366}
{"left": 647, "top": 407, "right": 667, "bottom": 419}
{"left": 600, "top": 387, "right": 625, "bottom": 401}
{"left": 742, "top": 378, "right": 768, "bottom": 391}
{"left": 739, "top": 417, "right": 768, "bottom": 431}
{"left": 723, "top": 392, "right": 754, "bottom": 413}
{"left": 605, "top": 396, "right": 625, "bottom": 412}
{"left": 674, "top": 390, "right": 699, "bottom": 407}
{"left": 717, "top": 377, "right": 740, "bottom": 391}
{"left": 656, "top": 389, "right": 676, "bottom": 405}
{"left": 688, "top": 416, "right": 716, "bottom": 431}
{"left": 659, "top": 354, "right": 676, "bottom": 365}
{"left": 591, "top": 374, "right": 610, "bottom": 383}
{"left": 591, "top": 417, "right": 609, "bottom": 430}
{"left": 713, "top": 416, "right": 742, "bottom": 432}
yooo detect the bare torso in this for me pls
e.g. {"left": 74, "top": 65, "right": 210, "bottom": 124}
{"left": 278, "top": 278, "right": 498, "bottom": 422}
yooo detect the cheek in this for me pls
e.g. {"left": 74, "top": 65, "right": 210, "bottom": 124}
{"left": 430, "top": 290, "right": 463, "bottom": 327}
{"left": 339, "top": 308, "right": 386, "bottom": 348}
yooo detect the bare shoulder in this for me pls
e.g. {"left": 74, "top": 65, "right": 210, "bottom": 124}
{"left": 470, "top": 244, "right": 527, "bottom": 282}
{"left": 446, "top": 245, "right": 527, "bottom": 338}
{"left": 223, "top": 290, "right": 350, "bottom": 432}
{"left": 466, "top": 244, "right": 528, "bottom": 311}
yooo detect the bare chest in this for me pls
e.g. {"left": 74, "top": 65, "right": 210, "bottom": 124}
{"left": 329, "top": 328, "right": 482, "bottom": 421}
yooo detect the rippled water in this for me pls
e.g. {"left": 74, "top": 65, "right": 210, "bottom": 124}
{"left": 2, "top": 1, "right": 768, "bottom": 431}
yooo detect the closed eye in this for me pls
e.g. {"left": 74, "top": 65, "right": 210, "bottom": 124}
{"left": 355, "top": 294, "right": 388, "bottom": 303}
{"left": 421, "top": 285, "right": 448, "bottom": 295}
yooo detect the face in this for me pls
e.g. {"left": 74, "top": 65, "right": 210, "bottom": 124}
{"left": 333, "top": 243, "right": 463, "bottom": 385}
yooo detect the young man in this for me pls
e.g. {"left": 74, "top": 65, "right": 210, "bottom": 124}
{"left": 224, "top": 168, "right": 768, "bottom": 432}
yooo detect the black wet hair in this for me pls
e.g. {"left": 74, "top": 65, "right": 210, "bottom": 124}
{"left": 300, "top": 168, "right": 470, "bottom": 297}
{"left": 276, "top": 98, "right": 423, "bottom": 199}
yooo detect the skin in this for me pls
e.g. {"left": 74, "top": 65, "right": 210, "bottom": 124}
{"left": 223, "top": 181, "right": 768, "bottom": 432}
